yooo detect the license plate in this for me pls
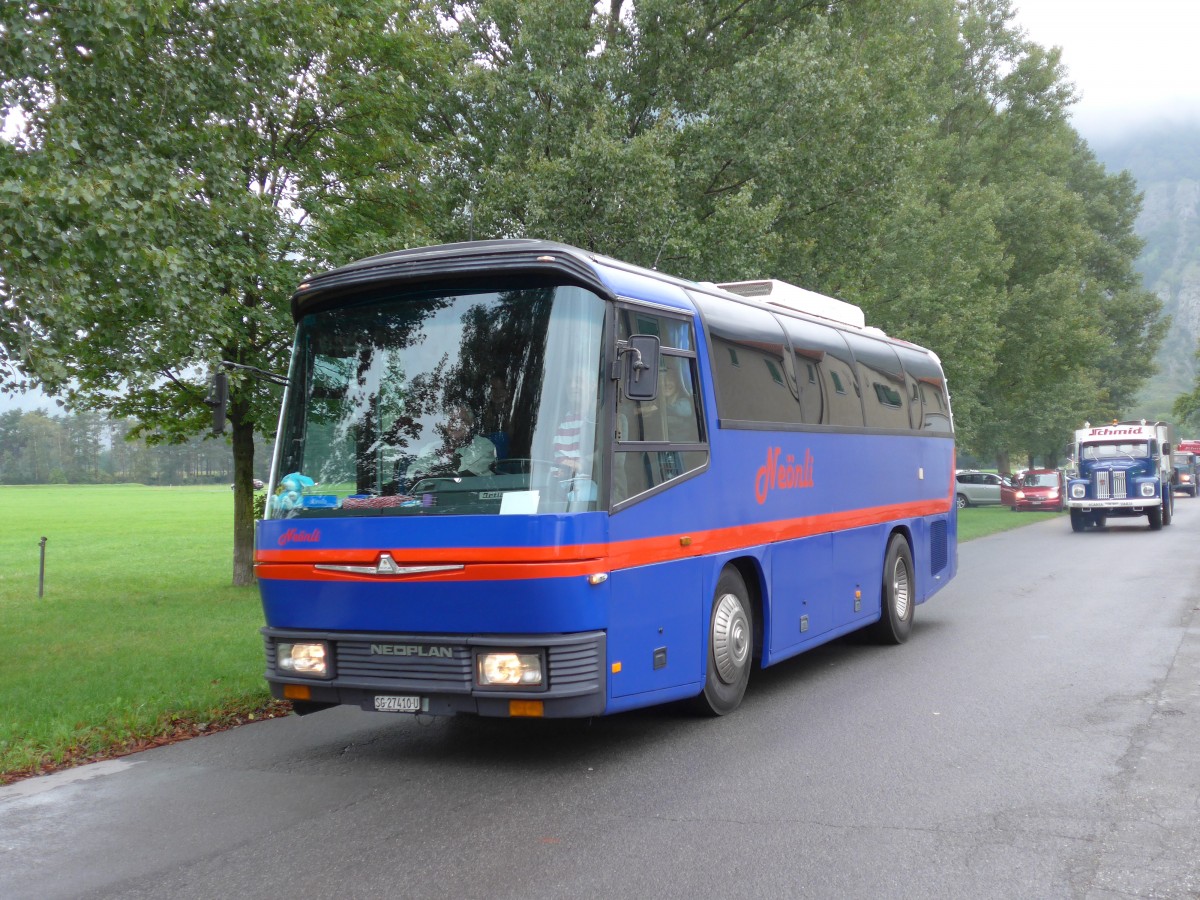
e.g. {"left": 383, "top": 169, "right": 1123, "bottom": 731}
{"left": 374, "top": 695, "right": 424, "bottom": 713}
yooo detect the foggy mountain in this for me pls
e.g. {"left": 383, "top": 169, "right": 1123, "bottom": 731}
{"left": 1091, "top": 122, "right": 1200, "bottom": 422}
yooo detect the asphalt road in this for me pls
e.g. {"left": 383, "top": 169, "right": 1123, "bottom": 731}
{"left": 3, "top": 505, "right": 1199, "bottom": 899}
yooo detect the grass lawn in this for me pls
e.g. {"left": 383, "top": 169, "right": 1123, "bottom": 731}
{"left": 0, "top": 485, "right": 1054, "bottom": 783}
{"left": 957, "top": 505, "right": 1063, "bottom": 541}
{"left": 0, "top": 484, "right": 272, "bottom": 781}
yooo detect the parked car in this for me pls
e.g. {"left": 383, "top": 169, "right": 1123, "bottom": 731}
{"left": 1006, "top": 468, "right": 1064, "bottom": 512}
{"left": 955, "top": 470, "right": 1012, "bottom": 508}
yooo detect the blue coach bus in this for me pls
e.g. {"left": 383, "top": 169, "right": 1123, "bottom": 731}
{"left": 258, "top": 240, "right": 957, "bottom": 718}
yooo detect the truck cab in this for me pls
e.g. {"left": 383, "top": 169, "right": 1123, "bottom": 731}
{"left": 1171, "top": 451, "right": 1198, "bottom": 497}
{"left": 1066, "top": 421, "right": 1175, "bottom": 532}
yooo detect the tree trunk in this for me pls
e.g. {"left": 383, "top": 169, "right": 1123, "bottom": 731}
{"left": 994, "top": 450, "right": 1011, "bottom": 476}
{"left": 231, "top": 410, "right": 257, "bottom": 586}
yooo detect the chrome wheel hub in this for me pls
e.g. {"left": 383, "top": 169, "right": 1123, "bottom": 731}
{"left": 891, "top": 556, "right": 911, "bottom": 620}
{"left": 712, "top": 593, "right": 750, "bottom": 684}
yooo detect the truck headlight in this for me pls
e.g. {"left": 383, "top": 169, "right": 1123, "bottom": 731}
{"left": 1140, "top": 483, "right": 1156, "bottom": 497}
{"left": 278, "top": 641, "right": 331, "bottom": 678}
{"left": 477, "top": 651, "right": 543, "bottom": 687}
{"left": 1070, "top": 484, "right": 1086, "bottom": 499}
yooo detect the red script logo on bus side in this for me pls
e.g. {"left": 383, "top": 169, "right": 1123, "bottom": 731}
{"left": 755, "top": 447, "right": 814, "bottom": 504}
{"left": 278, "top": 528, "right": 321, "bottom": 546}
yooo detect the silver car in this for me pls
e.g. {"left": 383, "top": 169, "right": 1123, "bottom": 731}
{"left": 955, "top": 470, "right": 1010, "bottom": 508}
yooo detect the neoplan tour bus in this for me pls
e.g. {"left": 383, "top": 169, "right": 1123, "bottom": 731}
{"left": 255, "top": 240, "right": 957, "bottom": 719}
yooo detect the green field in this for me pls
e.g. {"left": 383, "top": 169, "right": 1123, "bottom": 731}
{"left": 0, "top": 485, "right": 1050, "bottom": 783}
{"left": 0, "top": 485, "right": 271, "bottom": 781}
{"left": 957, "top": 505, "right": 1062, "bottom": 541}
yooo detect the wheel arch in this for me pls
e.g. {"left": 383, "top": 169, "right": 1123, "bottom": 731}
{"left": 716, "top": 555, "right": 765, "bottom": 666}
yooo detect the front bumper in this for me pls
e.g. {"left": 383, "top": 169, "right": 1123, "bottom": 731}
{"left": 263, "top": 627, "right": 607, "bottom": 718}
{"left": 1066, "top": 497, "right": 1159, "bottom": 511}
{"left": 1014, "top": 498, "right": 1062, "bottom": 511}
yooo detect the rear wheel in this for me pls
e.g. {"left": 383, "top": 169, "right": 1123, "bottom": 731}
{"left": 956, "top": 493, "right": 969, "bottom": 509}
{"left": 871, "top": 534, "right": 914, "bottom": 644}
{"left": 693, "top": 568, "right": 754, "bottom": 716}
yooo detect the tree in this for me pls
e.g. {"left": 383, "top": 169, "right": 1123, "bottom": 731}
{"left": 0, "top": 1, "right": 455, "bottom": 582}
{"left": 429, "top": 0, "right": 1163, "bottom": 461}
{"left": 867, "top": 0, "right": 1164, "bottom": 462}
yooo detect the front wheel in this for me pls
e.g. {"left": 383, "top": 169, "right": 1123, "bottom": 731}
{"left": 956, "top": 493, "right": 969, "bottom": 509}
{"left": 1070, "top": 508, "right": 1086, "bottom": 532}
{"left": 693, "top": 568, "right": 754, "bottom": 716}
{"left": 1148, "top": 506, "right": 1163, "bottom": 530}
{"left": 1163, "top": 490, "right": 1173, "bottom": 525}
{"left": 871, "top": 534, "right": 914, "bottom": 644}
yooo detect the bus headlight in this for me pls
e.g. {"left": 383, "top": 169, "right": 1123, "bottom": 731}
{"left": 278, "top": 641, "right": 331, "bottom": 678}
{"left": 477, "top": 652, "right": 543, "bottom": 687}
{"left": 1140, "top": 483, "right": 1156, "bottom": 497}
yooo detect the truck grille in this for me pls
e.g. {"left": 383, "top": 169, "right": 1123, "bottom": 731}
{"left": 1095, "top": 470, "right": 1127, "bottom": 500}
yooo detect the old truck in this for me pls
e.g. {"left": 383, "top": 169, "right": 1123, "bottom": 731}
{"left": 1065, "top": 421, "right": 1175, "bottom": 532}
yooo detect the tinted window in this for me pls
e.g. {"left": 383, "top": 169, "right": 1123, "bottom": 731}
{"left": 893, "top": 344, "right": 952, "bottom": 433}
{"left": 843, "top": 332, "right": 909, "bottom": 430}
{"left": 616, "top": 307, "right": 694, "bottom": 350}
{"left": 778, "top": 316, "right": 862, "bottom": 427}
{"left": 698, "top": 297, "right": 802, "bottom": 424}
{"left": 614, "top": 305, "right": 708, "bottom": 505}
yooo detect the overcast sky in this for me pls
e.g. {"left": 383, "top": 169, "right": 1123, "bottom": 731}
{"left": 4, "top": 2, "right": 1197, "bottom": 414}
{"left": 1011, "top": 0, "right": 1200, "bottom": 141}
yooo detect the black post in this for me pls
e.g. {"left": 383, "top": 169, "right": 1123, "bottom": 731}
{"left": 38, "top": 536, "right": 47, "bottom": 598}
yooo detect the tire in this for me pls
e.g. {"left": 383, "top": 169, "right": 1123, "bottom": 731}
{"left": 1163, "top": 490, "right": 1173, "bottom": 525}
{"left": 1148, "top": 506, "right": 1163, "bottom": 530}
{"left": 871, "top": 534, "right": 914, "bottom": 644}
{"left": 1070, "top": 509, "right": 1086, "bottom": 532}
{"left": 693, "top": 567, "right": 754, "bottom": 716}
{"left": 956, "top": 493, "right": 969, "bottom": 509}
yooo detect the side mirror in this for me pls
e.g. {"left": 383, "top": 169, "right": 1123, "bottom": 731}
{"left": 622, "top": 334, "right": 660, "bottom": 401}
{"left": 207, "top": 371, "right": 228, "bottom": 435}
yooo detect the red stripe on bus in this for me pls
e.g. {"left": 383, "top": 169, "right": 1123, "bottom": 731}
{"left": 256, "top": 496, "right": 951, "bottom": 583}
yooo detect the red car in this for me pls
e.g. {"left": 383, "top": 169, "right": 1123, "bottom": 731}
{"left": 1004, "top": 468, "right": 1065, "bottom": 512}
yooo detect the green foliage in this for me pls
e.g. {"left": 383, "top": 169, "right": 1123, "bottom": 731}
{"left": 1, "top": 0, "right": 1167, "bottom": 541}
{"left": 0, "top": 485, "right": 268, "bottom": 777}
{"left": 0, "top": 408, "right": 272, "bottom": 485}
{"left": 0, "top": 1, "right": 456, "bottom": 581}
{"left": 957, "top": 506, "right": 1062, "bottom": 542}
{"left": 429, "top": 0, "right": 1162, "bottom": 461}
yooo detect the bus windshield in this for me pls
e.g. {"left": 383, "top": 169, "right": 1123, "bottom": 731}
{"left": 271, "top": 283, "right": 607, "bottom": 518}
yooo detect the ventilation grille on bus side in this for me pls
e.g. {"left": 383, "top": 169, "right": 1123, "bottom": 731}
{"left": 930, "top": 520, "right": 948, "bottom": 574}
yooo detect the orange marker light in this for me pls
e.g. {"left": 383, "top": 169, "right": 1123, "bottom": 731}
{"left": 612, "top": 661, "right": 622, "bottom": 673}
{"left": 509, "top": 700, "right": 544, "bottom": 717}
{"left": 283, "top": 683, "right": 312, "bottom": 701}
